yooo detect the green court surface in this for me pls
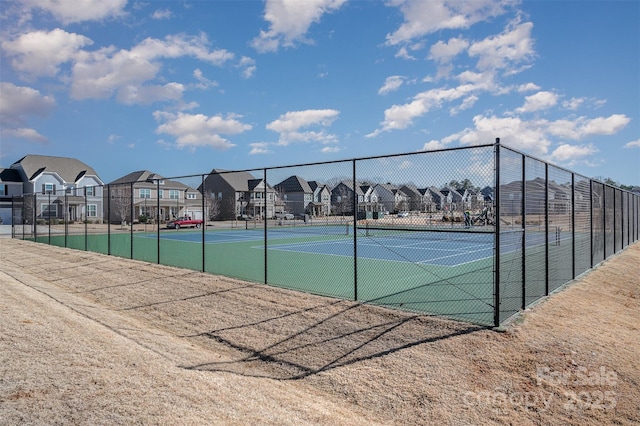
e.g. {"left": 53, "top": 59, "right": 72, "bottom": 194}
{"left": 35, "top": 227, "right": 498, "bottom": 325}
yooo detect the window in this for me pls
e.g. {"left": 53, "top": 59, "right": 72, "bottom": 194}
{"left": 44, "top": 183, "right": 54, "bottom": 193}
{"left": 85, "top": 186, "right": 94, "bottom": 196}
{"left": 42, "top": 204, "right": 56, "bottom": 217}
{"left": 187, "top": 193, "right": 196, "bottom": 199}
{"left": 140, "top": 188, "right": 151, "bottom": 199}
{"left": 158, "top": 189, "right": 163, "bottom": 199}
{"left": 218, "top": 192, "right": 223, "bottom": 199}
{"left": 169, "top": 190, "right": 179, "bottom": 199}
{"left": 0, "top": 185, "right": 6, "bottom": 196}
{"left": 86, "top": 204, "right": 97, "bottom": 217}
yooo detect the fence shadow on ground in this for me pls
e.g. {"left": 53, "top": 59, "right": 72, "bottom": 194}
{"left": 181, "top": 300, "right": 486, "bottom": 380}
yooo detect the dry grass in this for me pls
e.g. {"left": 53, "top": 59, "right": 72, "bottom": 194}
{"left": 1, "top": 238, "right": 638, "bottom": 425}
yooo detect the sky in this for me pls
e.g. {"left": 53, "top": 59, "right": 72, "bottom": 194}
{"left": 0, "top": 0, "right": 639, "bottom": 187}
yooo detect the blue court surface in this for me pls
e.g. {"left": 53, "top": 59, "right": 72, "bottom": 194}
{"left": 146, "top": 225, "right": 563, "bottom": 268}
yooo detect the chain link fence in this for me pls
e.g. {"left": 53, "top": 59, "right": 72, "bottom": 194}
{"left": 9, "top": 142, "right": 640, "bottom": 326}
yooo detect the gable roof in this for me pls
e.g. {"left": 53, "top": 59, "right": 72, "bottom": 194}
{"left": 109, "top": 170, "right": 164, "bottom": 185}
{"left": 12, "top": 154, "right": 101, "bottom": 184}
{"left": 275, "top": 175, "right": 312, "bottom": 193}
{"left": 0, "top": 168, "right": 22, "bottom": 183}
{"left": 207, "top": 169, "right": 258, "bottom": 191}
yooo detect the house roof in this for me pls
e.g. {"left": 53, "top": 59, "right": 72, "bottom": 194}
{"left": 276, "top": 175, "right": 312, "bottom": 193}
{"left": 11, "top": 154, "right": 101, "bottom": 184}
{"left": 208, "top": 169, "right": 259, "bottom": 191}
{"left": 0, "top": 168, "right": 22, "bottom": 183}
{"left": 109, "top": 170, "right": 165, "bottom": 185}
{"left": 109, "top": 170, "right": 197, "bottom": 192}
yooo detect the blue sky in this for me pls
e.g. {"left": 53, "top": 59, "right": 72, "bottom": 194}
{"left": 1, "top": 0, "right": 638, "bottom": 185}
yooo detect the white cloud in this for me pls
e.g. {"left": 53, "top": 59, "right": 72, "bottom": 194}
{"left": 562, "top": 97, "right": 586, "bottom": 111}
{"left": 425, "top": 112, "right": 631, "bottom": 164}
{"left": 238, "top": 56, "right": 257, "bottom": 79}
{"left": 429, "top": 37, "right": 469, "bottom": 64}
{"left": 153, "top": 111, "right": 251, "bottom": 150}
{"left": 267, "top": 109, "right": 340, "bottom": 146}
{"left": 1, "top": 29, "right": 92, "bottom": 78}
{"left": 550, "top": 143, "right": 598, "bottom": 163}
{"left": 251, "top": 0, "right": 347, "bottom": 53}
{"left": 517, "top": 82, "right": 541, "bottom": 92}
{"left": 151, "top": 9, "right": 173, "bottom": 20}
{"left": 456, "top": 115, "right": 553, "bottom": 156}
{"left": 624, "top": 139, "right": 640, "bottom": 149}
{"left": 249, "top": 142, "right": 272, "bottom": 155}
{"left": 0, "top": 82, "right": 53, "bottom": 143}
{"left": 547, "top": 114, "right": 631, "bottom": 140}
{"left": 21, "top": 0, "right": 127, "bottom": 24}
{"left": 192, "top": 69, "right": 218, "bottom": 90}
{"left": 385, "top": 0, "right": 510, "bottom": 45}
{"left": 321, "top": 146, "right": 341, "bottom": 153}
{"left": 378, "top": 76, "right": 405, "bottom": 95}
{"left": 70, "top": 33, "right": 234, "bottom": 103}
{"left": 468, "top": 20, "right": 535, "bottom": 72}
{"left": 117, "top": 82, "right": 185, "bottom": 105}
{"left": 367, "top": 84, "right": 476, "bottom": 136}
{"left": 2, "top": 127, "right": 48, "bottom": 144}
{"left": 420, "top": 140, "right": 448, "bottom": 151}
{"left": 450, "top": 95, "right": 479, "bottom": 115}
{"left": 516, "top": 91, "right": 558, "bottom": 113}
{"left": 394, "top": 46, "right": 416, "bottom": 60}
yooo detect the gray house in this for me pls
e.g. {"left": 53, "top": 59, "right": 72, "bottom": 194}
{"left": 10, "top": 155, "right": 104, "bottom": 223}
{"left": 199, "top": 169, "right": 276, "bottom": 220}
{"left": 308, "top": 181, "right": 331, "bottom": 216}
{"left": 107, "top": 171, "right": 203, "bottom": 224}
{"left": 274, "top": 175, "right": 313, "bottom": 216}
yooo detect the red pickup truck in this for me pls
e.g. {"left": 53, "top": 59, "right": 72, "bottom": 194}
{"left": 166, "top": 216, "right": 203, "bottom": 229}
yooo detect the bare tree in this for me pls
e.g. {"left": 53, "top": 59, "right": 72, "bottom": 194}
{"left": 111, "top": 185, "right": 132, "bottom": 226}
{"left": 206, "top": 194, "right": 221, "bottom": 221}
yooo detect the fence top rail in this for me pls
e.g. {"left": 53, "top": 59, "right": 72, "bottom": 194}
{"left": 85, "top": 143, "right": 498, "bottom": 188}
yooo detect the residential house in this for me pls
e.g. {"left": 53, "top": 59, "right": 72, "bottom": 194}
{"left": 274, "top": 175, "right": 313, "bottom": 216}
{"left": 399, "top": 184, "right": 425, "bottom": 211}
{"left": 439, "top": 186, "right": 464, "bottom": 212}
{"left": 373, "top": 183, "right": 409, "bottom": 213}
{"left": 10, "top": 155, "right": 104, "bottom": 223}
{"left": 199, "top": 169, "right": 276, "bottom": 220}
{"left": 330, "top": 180, "right": 365, "bottom": 215}
{"left": 418, "top": 187, "right": 444, "bottom": 212}
{"left": 0, "top": 168, "right": 24, "bottom": 225}
{"left": 107, "top": 171, "right": 202, "bottom": 224}
{"left": 307, "top": 181, "right": 331, "bottom": 216}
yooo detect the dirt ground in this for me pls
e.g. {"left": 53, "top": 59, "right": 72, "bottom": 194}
{"left": 1, "top": 238, "right": 638, "bottom": 425}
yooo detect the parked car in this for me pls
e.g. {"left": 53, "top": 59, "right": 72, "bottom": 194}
{"left": 166, "top": 216, "right": 203, "bottom": 229}
{"left": 274, "top": 212, "right": 294, "bottom": 220}
{"left": 397, "top": 211, "right": 409, "bottom": 218}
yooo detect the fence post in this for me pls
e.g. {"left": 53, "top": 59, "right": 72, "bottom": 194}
{"left": 571, "top": 174, "right": 576, "bottom": 279}
{"left": 521, "top": 154, "right": 526, "bottom": 310}
{"left": 130, "top": 182, "right": 134, "bottom": 259}
{"left": 107, "top": 185, "right": 111, "bottom": 256}
{"left": 264, "top": 168, "right": 268, "bottom": 285}
{"left": 157, "top": 178, "right": 161, "bottom": 265}
{"left": 201, "top": 174, "right": 205, "bottom": 272}
{"left": 353, "top": 159, "right": 358, "bottom": 302}
{"left": 64, "top": 191, "right": 68, "bottom": 248}
{"left": 493, "top": 138, "right": 501, "bottom": 327}
{"left": 544, "top": 163, "right": 549, "bottom": 296}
